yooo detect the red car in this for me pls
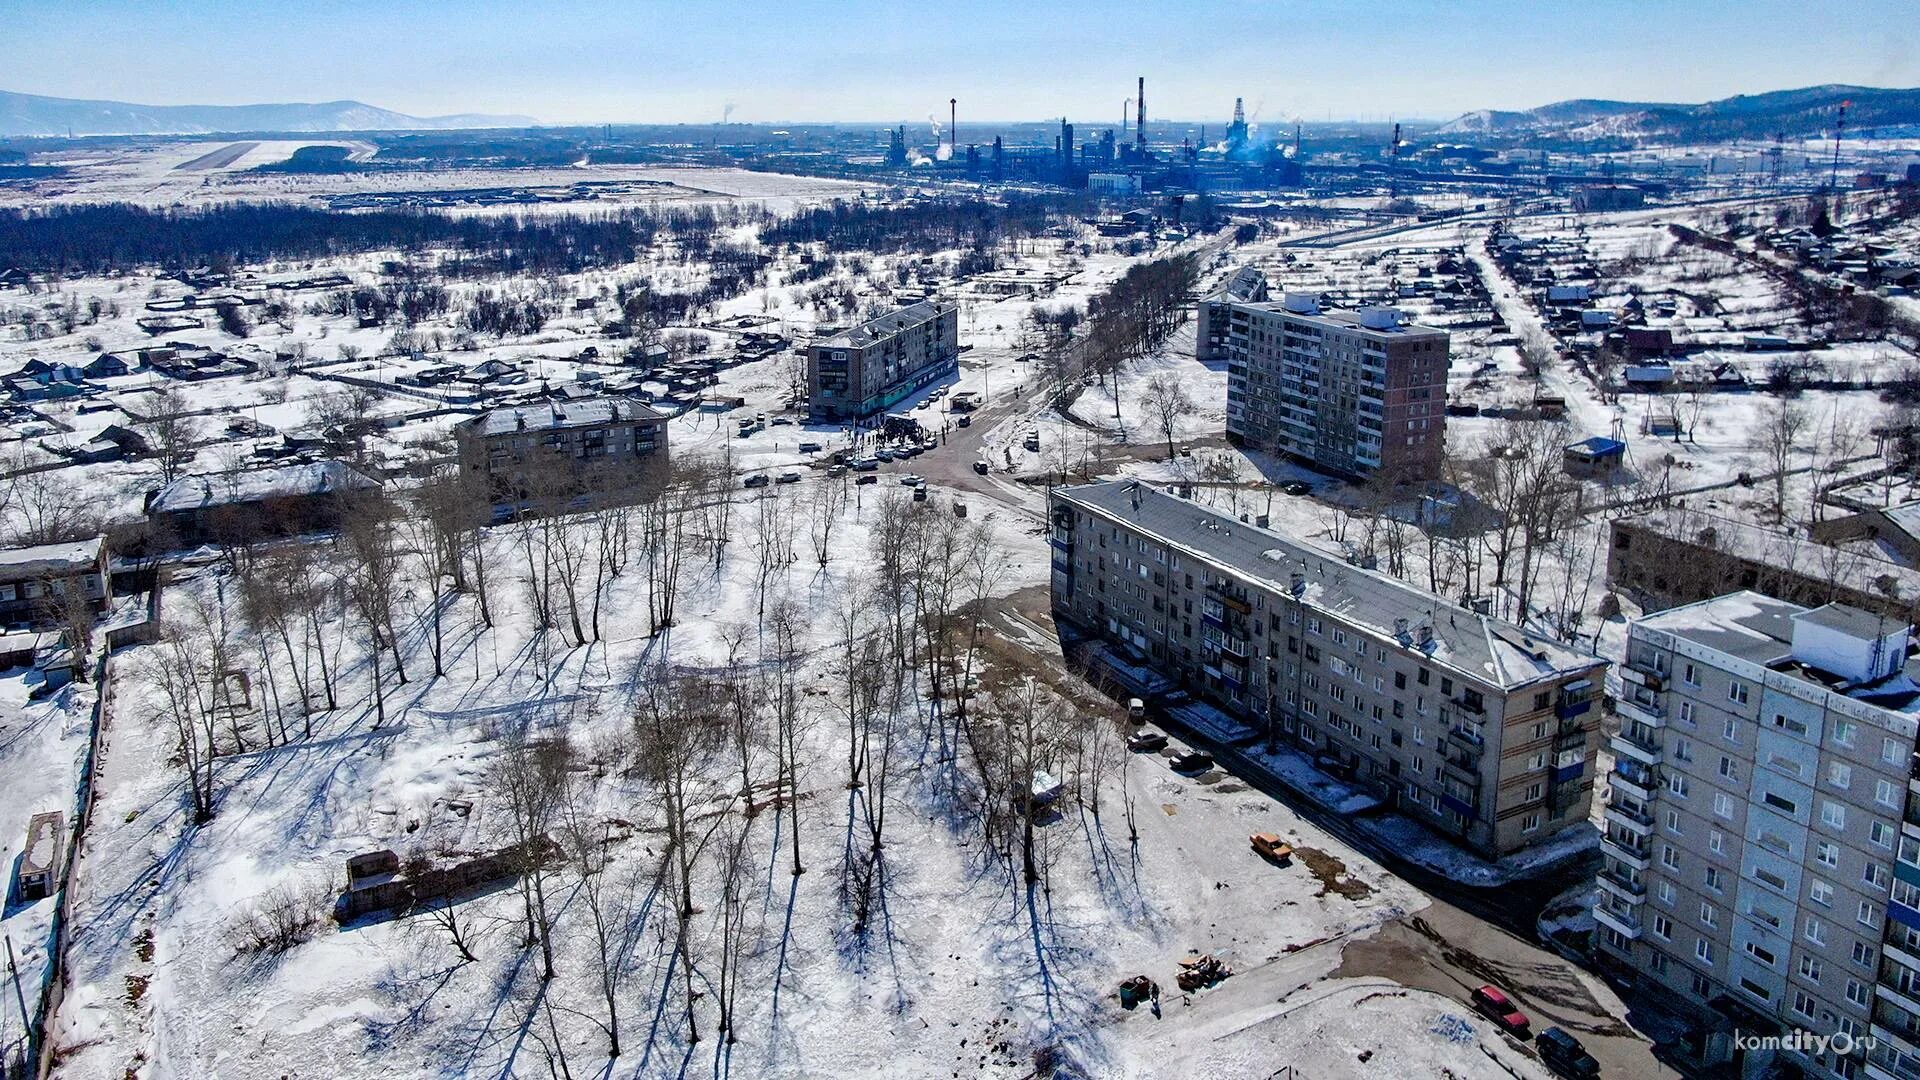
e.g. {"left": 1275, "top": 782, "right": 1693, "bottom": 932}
{"left": 1471, "top": 985, "right": 1531, "bottom": 1039}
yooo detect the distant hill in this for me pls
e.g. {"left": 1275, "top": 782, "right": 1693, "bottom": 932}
{"left": 1433, "top": 84, "right": 1920, "bottom": 144}
{"left": 0, "top": 90, "right": 535, "bottom": 137}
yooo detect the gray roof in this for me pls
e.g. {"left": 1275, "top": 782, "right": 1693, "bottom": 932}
{"left": 1619, "top": 507, "right": 1920, "bottom": 600}
{"left": 462, "top": 397, "right": 665, "bottom": 438}
{"left": 814, "top": 301, "right": 951, "bottom": 351}
{"left": 1055, "top": 480, "right": 1603, "bottom": 690}
{"left": 0, "top": 536, "right": 103, "bottom": 582}
{"left": 151, "top": 461, "right": 375, "bottom": 513}
{"left": 1638, "top": 591, "right": 1920, "bottom": 710}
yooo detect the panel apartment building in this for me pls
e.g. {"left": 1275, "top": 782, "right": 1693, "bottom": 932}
{"left": 805, "top": 300, "right": 960, "bottom": 422}
{"left": 1203, "top": 291, "right": 1448, "bottom": 481}
{"left": 1049, "top": 480, "right": 1607, "bottom": 859}
{"left": 456, "top": 397, "right": 669, "bottom": 501}
{"left": 1598, "top": 592, "right": 1920, "bottom": 1080}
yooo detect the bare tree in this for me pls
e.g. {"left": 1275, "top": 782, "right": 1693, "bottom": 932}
{"left": 1753, "top": 396, "right": 1808, "bottom": 523}
{"left": 1140, "top": 371, "right": 1194, "bottom": 460}
{"left": 139, "top": 389, "right": 200, "bottom": 485}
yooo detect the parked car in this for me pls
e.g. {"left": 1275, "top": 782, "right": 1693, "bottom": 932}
{"left": 743, "top": 474, "right": 771, "bottom": 489}
{"left": 873, "top": 448, "right": 895, "bottom": 462}
{"left": 855, "top": 473, "right": 879, "bottom": 486}
{"left": 776, "top": 471, "right": 802, "bottom": 484}
{"left": 1023, "top": 431, "right": 1040, "bottom": 452}
{"left": 1249, "top": 833, "right": 1294, "bottom": 861}
{"left": 798, "top": 440, "right": 823, "bottom": 453}
{"left": 1126, "top": 730, "right": 1167, "bottom": 753}
{"left": 1127, "top": 697, "right": 1146, "bottom": 722}
{"left": 956, "top": 415, "right": 972, "bottom": 428}
{"left": 973, "top": 459, "right": 990, "bottom": 475}
{"left": 912, "top": 485, "right": 928, "bottom": 502}
{"left": 851, "top": 457, "right": 880, "bottom": 471}
{"left": 1471, "top": 985, "right": 1531, "bottom": 1039}
{"left": 1170, "top": 751, "right": 1213, "bottom": 773}
{"left": 1282, "top": 481, "right": 1310, "bottom": 496}
{"left": 826, "top": 465, "right": 847, "bottom": 478}
{"left": 771, "top": 416, "right": 794, "bottom": 426}
{"left": 1535, "top": 1028, "right": 1599, "bottom": 1079}
{"left": 897, "top": 444, "right": 923, "bottom": 458}
{"left": 899, "top": 474, "right": 924, "bottom": 486}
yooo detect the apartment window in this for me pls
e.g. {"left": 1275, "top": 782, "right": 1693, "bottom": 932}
{"left": 1879, "top": 779, "right": 1900, "bottom": 809}
{"left": 1662, "top": 846, "right": 1681, "bottom": 871}
{"left": 1522, "top": 812, "right": 1541, "bottom": 833}
{"left": 1713, "top": 792, "right": 1733, "bottom": 818}
{"left": 1665, "top": 809, "right": 1683, "bottom": 835}
{"left": 1678, "top": 701, "right": 1696, "bottom": 725}
{"left": 1653, "top": 914, "right": 1673, "bottom": 940}
{"left": 1811, "top": 880, "right": 1834, "bottom": 906}
{"left": 1709, "top": 829, "right": 1724, "bottom": 854}
{"left": 1800, "top": 955, "right": 1822, "bottom": 982}
{"left": 1793, "top": 990, "right": 1816, "bottom": 1018}
{"left": 1774, "top": 712, "right": 1807, "bottom": 737}
{"left": 1417, "top": 668, "right": 1430, "bottom": 686}
{"left": 1833, "top": 720, "right": 1857, "bottom": 748}
{"left": 1816, "top": 841, "right": 1839, "bottom": 868}
{"left": 1524, "top": 782, "right": 1543, "bottom": 801}
{"left": 1873, "top": 821, "right": 1896, "bottom": 849}
{"left": 1847, "top": 979, "right": 1871, "bottom": 1008}
{"left": 1671, "top": 774, "right": 1692, "bottom": 799}
{"left": 1860, "top": 900, "right": 1881, "bottom": 926}
{"left": 1717, "top": 756, "right": 1739, "bottom": 782}
{"left": 1806, "top": 916, "right": 1829, "bottom": 946}
{"left": 1827, "top": 761, "right": 1852, "bottom": 790}
{"left": 1722, "top": 717, "right": 1741, "bottom": 744}
{"left": 1683, "top": 662, "right": 1699, "bottom": 686}
{"left": 1672, "top": 737, "right": 1694, "bottom": 763}
{"left": 1852, "top": 941, "right": 1875, "bottom": 968}
{"left": 1727, "top": 681, "right": 1749, "bottom": 706}
{"left": 1745, "top": 941, "right": 1777, "bottom": 966}
{"left": 1697, "top": 939, "right": 1715, "bottom": 966}
{"left": 1761, "top": 791, "right": 1796, "bottom": 814}
{"left": 1658, "top": 880, "right": 1676, "bottom": 905}
{"left": 1705, "top": 867, "right": 1723, "bottom": 892}
{"left": 1822, "top": 802, "right": 1846, "bottom": 830}
{"left": 1691, "top": 972, "right": 1712, "bottom": 997}
{"left": 1886, "top": 738, "right": 1906, "bottom": 766}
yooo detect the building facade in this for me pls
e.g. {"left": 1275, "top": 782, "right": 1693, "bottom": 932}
{"left": 1214, "top": 293, "right": 1449, "bottom": 480}
{"left": 0, "top": 536, "right": 109, "bottom": 628}
{"left": 1609, "top": 509, "right": 1920, "bottom": 628}
{"left": 456, "top": 398, "right": 669, "bottom": 502}
{"left": 1596, "top": 592, "right": 1920, "bottom": 1080}
{"left": 805, "top": 301, "right": 959, "bottom": 422}
{"left": 1049, "top": 480, "right": 1606, "bottom": 859}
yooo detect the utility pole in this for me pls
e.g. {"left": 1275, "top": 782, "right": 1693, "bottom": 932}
{"left": 1829, "top": 99, "right": 1848, "bottom": 192}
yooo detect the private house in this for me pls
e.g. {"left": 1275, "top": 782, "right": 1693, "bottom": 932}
{"left": 0, "top": 536, "right": 109, "bottom": 628}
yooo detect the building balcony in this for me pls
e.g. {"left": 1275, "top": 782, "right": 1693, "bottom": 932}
{"left": 1610, "top": 730, "right": 1660, "bottom": 766}
{"left": 1601, "top": 835, "right": 1652, "bottom": 870}
{"left": 1605, "top": 804, "right": 1654, "bottom": 837}
{"left": 1592, "top": 905, "right": 1643, "bottom": 941}
{"left": 1596, "top": 869, "right": 1648, "bottom": 904}
{"left": 1204, "top": 583, "right": 1252, "bottom": 615}
{"left": 1450, "top": 694, "right": 1486, "bottom": 717}
{"left": 1609, "top": 768, "right": 1656, "bottom": 803}
{"left": 1620, "top": 662, "right": 1666, "bottom": 691}
{"left": 1615, "top": 697, "right": 1666, "bottom": 729}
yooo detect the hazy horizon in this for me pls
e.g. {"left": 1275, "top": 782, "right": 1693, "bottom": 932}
{"left": 4, "top": 0, "right": 1916, "bottom": 128}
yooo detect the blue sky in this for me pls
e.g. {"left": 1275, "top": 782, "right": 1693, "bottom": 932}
{"left": 3, "top": 0, "right": 1915, "bottom": 125}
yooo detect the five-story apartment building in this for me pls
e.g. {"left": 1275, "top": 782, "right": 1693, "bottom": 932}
{"left": 1049, "top": 479, "right": 1606, "bottom": 859}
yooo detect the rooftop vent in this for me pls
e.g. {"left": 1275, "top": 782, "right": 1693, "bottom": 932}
{"left": 1283, "top": 292, "right": 1321, "bottom": 315}
{"left": 1358, "top": 307, "right": 1400, "bottom": 331}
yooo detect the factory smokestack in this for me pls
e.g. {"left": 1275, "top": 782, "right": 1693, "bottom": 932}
{"left": 1135, "top": 76, "right": 1146, "bottom": 154}
{"left": 950, "top": 98, "right": 957, "bottom": 158}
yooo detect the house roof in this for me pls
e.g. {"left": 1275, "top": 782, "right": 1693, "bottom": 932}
{"left": 1566, "top": 436, "right": 1626, "bottom": 458}
{"left": 1055, "top": 480, "right": 1603, "bottom": 690}
{"left": 150, "top": 461, "right": 376, "bottom": 514}
{"left": 460, "top": 397, "right": 665, "bottom": 438}
{"left": 0, "top": 536, "right": 104, "bottom": 582}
